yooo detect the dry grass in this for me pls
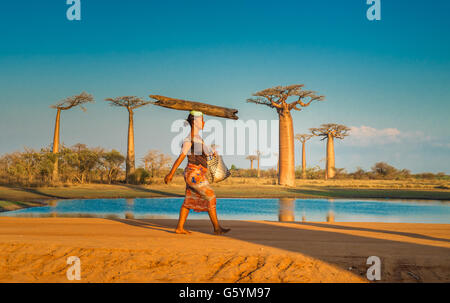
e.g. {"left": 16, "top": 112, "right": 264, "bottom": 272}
{"left": 293, "top": 178, "right": 450, "bottom": 190}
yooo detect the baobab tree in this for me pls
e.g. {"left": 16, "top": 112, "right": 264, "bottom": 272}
{"left": 247, "top": 85, "right": 324, "bottom": 186}
{"left": 256, "top": 150, "right": 261, "bottom": 178}
{"left": 105, "top": 96, "right": 151, "bottom": 183}
{"left": 295, "top": 134, "right": 313, "bottom": 179}
{"left": 310, "top": 124, "right": 350, "bottom": 179}
{"left": 246, "top": 155, "right": 257, "bottom": 170}
{"left": 50, "top": 92, "right": 94, "bottom": 181}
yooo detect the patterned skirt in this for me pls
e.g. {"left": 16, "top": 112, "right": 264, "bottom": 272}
{"left": 182, "top": 163, "right": 217, "bottom": 212}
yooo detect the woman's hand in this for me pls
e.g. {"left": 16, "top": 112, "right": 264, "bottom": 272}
{"left": 165, "top": 151, "right": 187, "bottom": 184}
{"left": 164, "top": 173, "right": 173, "bottom": 184}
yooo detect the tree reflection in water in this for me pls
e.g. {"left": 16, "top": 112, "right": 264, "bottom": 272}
{"left": 278, "top": 198, "right": 295, "bottom": 222}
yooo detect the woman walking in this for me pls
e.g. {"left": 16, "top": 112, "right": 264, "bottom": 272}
{"left": 164, "top": 110, "right": 230, "bottom": 235}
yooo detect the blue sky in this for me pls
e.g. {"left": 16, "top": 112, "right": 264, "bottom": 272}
{"left": 0, "top": 0, "right": 449, "bottom": 173}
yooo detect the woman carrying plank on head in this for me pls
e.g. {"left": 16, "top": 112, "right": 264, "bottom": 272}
{"left": 164, "top": 110, "right": 231, "bottom": 235}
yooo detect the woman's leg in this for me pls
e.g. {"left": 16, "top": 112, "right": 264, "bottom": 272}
{"left": 207, "top": 204, "right": 230, "bottom": 235}
{"left": 175, "top": 206, "right": 192, "bottom": 234}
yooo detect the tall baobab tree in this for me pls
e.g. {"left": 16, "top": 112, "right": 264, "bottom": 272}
{"left": 105, "top": 96, "right": 151, "bottom": 183}
{"left": 295, "top": 134, "right": 313, "bottom": 179}
{"left": 310, "top": 124, "right": 350, "bottom": 180}
{"left": 50, "top": 92, "right": 94, "bottom": 181}
{"left": 246, "top": 155, "right": 257, "bottom": 170}
{"left": 256, "top": 150, "right": 261, "bottom": 178}
{"left": 247, "top": 85, "right": 324, "bottom": 186}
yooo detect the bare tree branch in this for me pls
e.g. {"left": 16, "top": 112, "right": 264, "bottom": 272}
{"left": 295, "top": 134, "right": 313, "bottom": 143}
{"left": 51, "top": 92, "right": 94, "bottom": 111}
{"left": 246, "top": 97, "right": 281, "bottom": 109}
{"left": 289, "top": 93, "right": 325, "bottom": 111}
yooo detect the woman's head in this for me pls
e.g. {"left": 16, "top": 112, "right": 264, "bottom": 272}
{"left": 187, "top": 111, "right": 204, "bottom": 130}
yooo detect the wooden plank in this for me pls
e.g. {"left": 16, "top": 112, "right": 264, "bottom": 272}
{"left": 149, "top": 95, "right": 239, "bottom": 120}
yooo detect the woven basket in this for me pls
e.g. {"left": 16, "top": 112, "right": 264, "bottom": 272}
{"left": 206, "top": 154, "right": 231, "bottom": 183}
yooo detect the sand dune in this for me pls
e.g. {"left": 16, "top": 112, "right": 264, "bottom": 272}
{"left": 0, "top": 218, "right": 448, "bottom": 282}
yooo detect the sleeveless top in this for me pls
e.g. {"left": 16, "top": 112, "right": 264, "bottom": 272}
{"left": 183, "top": 136, "right": 210, "bottom": 168}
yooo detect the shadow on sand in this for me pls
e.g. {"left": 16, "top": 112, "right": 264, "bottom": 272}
{"left": 111, "top": 216, "right": 450, "bottom": 282}
{"left": 294, "top": 222, "right": 450, "bottom": 243}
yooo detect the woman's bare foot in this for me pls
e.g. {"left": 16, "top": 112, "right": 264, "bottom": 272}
{"left": 175, "top": 228, "right": 192, "bottom": 234}
{"left": 214, "top": 227, "right": 231, "bottom": 235}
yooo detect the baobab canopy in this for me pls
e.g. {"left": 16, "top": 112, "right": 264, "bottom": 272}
{"left": 150, "top": 95, "right": 239, "bottom": 120}
{"left": 310, "top": 124, "right": 351, "bottom": 140}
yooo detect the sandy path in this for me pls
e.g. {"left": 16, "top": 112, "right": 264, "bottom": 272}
{"left": 0, "top": 218, "right": 449, "bottom": 282}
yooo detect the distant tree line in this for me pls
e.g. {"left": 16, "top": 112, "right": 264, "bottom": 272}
{"left": 230, "top": 162, "right": 448, "bottom": 180}
{"left": 0, "top": 145, "right": 173, "bottom": 187}
{"left": 0, "top": 145, "right": 447, "bottom": 187}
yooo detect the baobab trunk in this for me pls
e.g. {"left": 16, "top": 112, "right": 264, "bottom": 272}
{"left": 325, "top": 134, "right": 335, "bottom": 179}
{"left": 276, "top": 157, "right": 279, "bottom": 176}
{"left": 301, "top": 142, "right": 306, "bottom": 179}
{"left": 278, "top": 109, "right": 295, "bottom": 186}
{"left": 52, "top": 108, "right": 61, "bottom": 181}
{"left": 257, "top": 157, "right": 260, "bottom": 178}
{"left": 126, "top": 109, "right": 136, "bottom": 182}
{"left": 250, "top": 160, "right": 254, "bottom": 170}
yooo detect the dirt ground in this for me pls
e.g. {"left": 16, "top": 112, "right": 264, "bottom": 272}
{"left": 0, "top": 217, "right": 448, "bottom": 282}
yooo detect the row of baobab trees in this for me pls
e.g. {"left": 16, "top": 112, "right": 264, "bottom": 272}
{"left": 51, "top": 93, "right": 153, "bottom": 183}
{"left": 50, "top": 84, "right": 347, "bottom": 186}
{"left": 246, "top": 85, "right": 351, "bottom": 185}
{"left": 246, "top": 122, "right": 350, "bottom": 181}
